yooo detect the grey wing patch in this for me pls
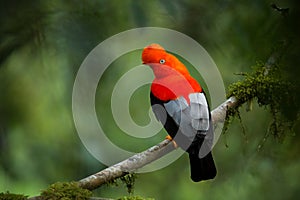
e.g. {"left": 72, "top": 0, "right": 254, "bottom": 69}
{"left": 164, "top": 93, "right": 211, "bottom": 142}
{"left": 166, "top": 96, "right": 196, "bottom": 139}
{"left": 189, "top": 93, "right": 210, "bottom": 131}
{"left": 164, "top": 96, "right": 188, "bottom": 125}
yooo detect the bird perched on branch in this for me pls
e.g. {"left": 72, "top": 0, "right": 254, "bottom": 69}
{"left": 142, "top": 44, "right": 216, "bottom": 182}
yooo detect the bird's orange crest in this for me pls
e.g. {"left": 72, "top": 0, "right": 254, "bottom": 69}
{"left": 142, "top": 43, "right": 202, "bottom": 103}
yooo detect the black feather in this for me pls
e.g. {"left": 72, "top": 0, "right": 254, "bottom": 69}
{"left": 150, "top": 92, "right": 217, "bottom": 182}
{"left": 187, "top": 133, "right": 217, "bottom": 181}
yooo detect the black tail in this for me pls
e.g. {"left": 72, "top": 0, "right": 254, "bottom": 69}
{"left": 188, "top": 151, "right": 217, "bottom": 182}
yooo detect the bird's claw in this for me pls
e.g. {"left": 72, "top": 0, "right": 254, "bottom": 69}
{"left": 166, "top": 135, "right": 178, "bottom": 148}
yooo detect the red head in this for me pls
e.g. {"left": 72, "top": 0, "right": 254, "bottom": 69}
{"left": 142, "top": 44, "right": 190, "bottom": 78}
{"left": 142, "top": 43, "right": 202, "bottom": 102}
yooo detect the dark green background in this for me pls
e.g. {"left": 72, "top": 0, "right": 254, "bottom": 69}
{"left": 1, "top": 0, "right": 299, "bottom": 199}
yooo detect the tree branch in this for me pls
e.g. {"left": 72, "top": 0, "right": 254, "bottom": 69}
{"left": 78, "top": 139, "right": 175, "bottom": 190}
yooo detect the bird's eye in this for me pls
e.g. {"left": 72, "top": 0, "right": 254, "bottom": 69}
{"left": 159, "top": 59, "right": 166, "bottom": 64}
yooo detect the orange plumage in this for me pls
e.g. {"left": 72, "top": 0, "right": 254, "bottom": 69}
{"left": 142, "top": 44, "right": 202, "bottom": 103}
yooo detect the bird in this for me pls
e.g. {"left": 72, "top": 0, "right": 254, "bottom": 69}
{"left": 142, "top": 43, "right": 217, "bottom": 182}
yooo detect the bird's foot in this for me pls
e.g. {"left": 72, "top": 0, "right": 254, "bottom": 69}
{"left": 166, "top": 135, "right": 178, "bottom": 148}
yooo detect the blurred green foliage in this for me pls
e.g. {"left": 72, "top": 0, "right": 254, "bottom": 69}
{"left": 0, "top": 0, "right": 300, "bottom": 199}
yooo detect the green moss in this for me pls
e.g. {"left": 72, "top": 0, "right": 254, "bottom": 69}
{"left": 0, "top": 191, "right": 28, "bottom": 200}
{"left": 105, "top": 173, "right": 155, "bottom": 199}
{"left": 40, "top": 182, "right": 92, "bottom": 200}
{"left": 106, "top": 173, "right": 137, "bottom": 195}
{"left": 106, "top": 174, "right": 155, "bottom": 199}
{"left": 117, "top": 195, "right": 154, "bottom": 200}
{"left": 224, "top": 61, "right": 297, "bottom": 145}
{"left": 227, "top": 62, "right": 285, "bottom": 106}
{"left": 119, "top": 173, "right": 136, "bottom": 195}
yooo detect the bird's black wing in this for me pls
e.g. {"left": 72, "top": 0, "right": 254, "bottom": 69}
{"left": 150, "top": 92, "right": 216, "bottom": 181}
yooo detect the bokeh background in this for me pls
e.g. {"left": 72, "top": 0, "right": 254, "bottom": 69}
{"left": 1, "top": 0, "right": 300, "bottom": 199}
